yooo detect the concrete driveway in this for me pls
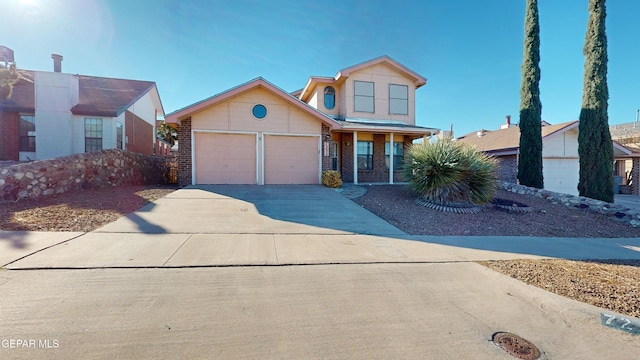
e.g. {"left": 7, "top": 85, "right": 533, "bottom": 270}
{"left": 1, "top": 185, "right": 640, "bottom": 359}
{"left": 95, "top": 184, "right": 407, "bottom": 235}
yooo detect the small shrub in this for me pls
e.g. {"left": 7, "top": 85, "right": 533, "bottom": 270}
{"left": 322, "top": 170, "right": 343, "bottom": 188}
{"left": 402, "top": 140, "right": 497, "bottom": 206}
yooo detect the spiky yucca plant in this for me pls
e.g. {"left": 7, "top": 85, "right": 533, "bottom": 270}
{"left": 403, "top": 140, "right": 498, "bottom": 206}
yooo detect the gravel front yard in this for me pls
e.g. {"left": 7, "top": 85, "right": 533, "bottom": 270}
{"left": 0, "top": 184, "right": 638, "bottom": 319}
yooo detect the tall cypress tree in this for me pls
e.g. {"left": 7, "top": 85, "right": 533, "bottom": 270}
{"left": 517, "top": 0, "right": 544, "bottom": 189}
{"left": 578, "top": 0, "right": 614, "bottom": 202}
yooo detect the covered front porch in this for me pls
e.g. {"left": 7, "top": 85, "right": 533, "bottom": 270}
{"left": 328, "top": 121, "right": 438, "bottom": 184}
{"left": 613, "top": 141, "right": 640, "bottom": 195}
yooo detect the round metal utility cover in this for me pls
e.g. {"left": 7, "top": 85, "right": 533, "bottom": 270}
{"left": 492, "top": 332, "right": 541, "bottom": 360}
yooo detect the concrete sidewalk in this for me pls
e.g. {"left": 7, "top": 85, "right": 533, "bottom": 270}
{"left": 4, "top": 232, "right": 640, "bottom": 269}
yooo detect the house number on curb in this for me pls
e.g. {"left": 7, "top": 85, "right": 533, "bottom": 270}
{"left": 600, "top": 313, "right": 640, "bottom": 335}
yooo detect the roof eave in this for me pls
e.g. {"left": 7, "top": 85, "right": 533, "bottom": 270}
{"left": 165, "top": 77, "right": 342, "bottom": 130}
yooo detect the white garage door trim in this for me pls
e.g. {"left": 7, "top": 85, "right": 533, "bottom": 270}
{"left": 261, "top": 132, "right": 321, "bottom": 185}
{"left": 191, "top": 129, "right": 259, "bottom": 185}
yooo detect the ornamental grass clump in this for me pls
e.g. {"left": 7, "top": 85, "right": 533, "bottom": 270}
{"left": 402, "top": 140, "right": 498, "bottom": 207}
{"left": 321, "top": 170, "right": 343, "bottom": 188}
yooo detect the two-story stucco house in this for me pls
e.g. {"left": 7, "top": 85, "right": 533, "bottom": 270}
{"left": 166, "top": 56, "right": 438, "bottom": 186}
{"left": 0, "top": 48, "right": 164, "bottom": 162}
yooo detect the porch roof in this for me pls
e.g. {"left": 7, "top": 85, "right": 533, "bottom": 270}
{"left": 332, "top": 118, "right": 438, "bottom": 136}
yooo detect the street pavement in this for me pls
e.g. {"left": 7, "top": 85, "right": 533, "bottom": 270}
{"left": 1, "top": 185, "right": 640, "bottom": 359}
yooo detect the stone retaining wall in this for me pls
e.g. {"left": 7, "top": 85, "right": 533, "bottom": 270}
{"left": 0, "top": 150, "right": 172, "bottom": 202}
{"left": 500, "top": 181, "right": 640, "bottom": 227}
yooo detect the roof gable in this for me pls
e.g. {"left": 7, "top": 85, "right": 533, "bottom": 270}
{"left": 71, "top": 76, "right": 159, "bottom": 117}
{"left": 335, "top": 55, "right": 427, "bottom": 87}
{"left": 299, "top": 55, "right": 426, "bottom": 102}
{"left": 457, "top": 121, "right": 579, "bottom": 153}
{"left": 165, "top": 77, "right": 341, "bottom": 129}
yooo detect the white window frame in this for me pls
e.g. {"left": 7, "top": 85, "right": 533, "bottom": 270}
{"left": 84, "top": 117, "right": 103, "bottom": 153}
{"left": 389, "top": 84, "right": 408, "bottom": 115}
{"left": 354, "top": 81, "right": 374, "bottom": 113}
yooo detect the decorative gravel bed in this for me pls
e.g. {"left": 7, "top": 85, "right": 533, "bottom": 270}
{"left": 353, "top": 184, "right": 640, "bottom": 318}
{"left": 353, "top": 185, "right": 640, "bottom": 238}
{"left": 0, "top": 185, "right": 177, "bottom": 232}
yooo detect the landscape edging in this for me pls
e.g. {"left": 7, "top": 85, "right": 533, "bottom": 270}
{"left": 499, "top": 181, "right": 640, "bottom": 227}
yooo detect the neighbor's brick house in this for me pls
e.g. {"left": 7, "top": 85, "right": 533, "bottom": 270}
{"left": 0, "top": 48, "right": 164, "bottom": 162}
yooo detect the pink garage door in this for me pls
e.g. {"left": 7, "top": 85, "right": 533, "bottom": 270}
{"left": 264, "top": 135, "right": 319, "bottom": 184}
{"left": 194, "top": 132, "right": 256, "bottom": 184}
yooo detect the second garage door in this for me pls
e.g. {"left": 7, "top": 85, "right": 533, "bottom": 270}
{"left": 543, "top": 158, "right": 579, "bottom": 196}
{"left": 264, "top": 135, "right": 319, "bottom": 184}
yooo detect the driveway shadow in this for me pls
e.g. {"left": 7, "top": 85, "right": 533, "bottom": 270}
{"left": 179, "top": 185, "right": 406, "bottom": 236}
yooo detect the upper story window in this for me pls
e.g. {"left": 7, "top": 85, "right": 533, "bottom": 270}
{"left": 324, "top": 86, "right": 335, "bottom": 110}
{"left": 19, "top": 115, "right": 36, "bottom": 152}
{"left": 354, "top": 81, "right": 374, "bottom": 113}
{"left": 85, "top": 117, "right": 103, "bottom": 153}
{"left": 389, "top": 84, "right": 408, "bottom": 115}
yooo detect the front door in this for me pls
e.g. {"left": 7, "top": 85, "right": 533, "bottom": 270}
{"left": 332, "top": 142, "right": 339, "bottom": 171}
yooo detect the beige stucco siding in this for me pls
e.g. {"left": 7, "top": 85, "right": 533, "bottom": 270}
{"left": 339, "top": 82, "right": 348, "bottom": 118}
{"left": 308, "top": 82, "right": 340, "bottom": 116}
{"left": 344, "top": 63, "right": 416, "bottom": 124}
{"left": 542, "top": 130, "right": 579, "bottom": 158}
{"left": 192, "top": 88, "right": 321, "bottom": 135}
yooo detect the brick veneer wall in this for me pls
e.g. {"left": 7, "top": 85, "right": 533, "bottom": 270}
{"left": 321, "top": 124, "right": 332, "bottom": 171}
{"left": 633, "top": 158, "right": 640, "bottom": 195}
{"left": 358, "top": 134, "right": 386, "bottom": 182}
{"left": 177, "top": 118, "right": 192, "bottom": 187}
{"left": 495, "top": 155, "right": 518, "bottom": 183}
{"left": 125, "top": 110, "right": 154, "bottom": 155}
{"left": 340, "top": 133, "right": 354, "bottom": 182}
{"left": 0, "top": 112, "right": 19, "bottom": 161}
{"left": 0, "top": 149, "right": 170, "bottom": 203}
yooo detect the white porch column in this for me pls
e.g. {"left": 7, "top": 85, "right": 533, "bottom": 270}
{"left": 389, "top": 132, "right": 394, "bottom": 184}
{"left": 353, "top": 131, "right": 358, "bottom": 184}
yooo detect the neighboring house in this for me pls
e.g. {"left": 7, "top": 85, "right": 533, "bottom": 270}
{"left": 610, "top": 121, "right": 640, "bottom": 192}
{"left": 166, "top": 56, "right": 438, "bottom": 186}
{"left": 155, "top": 137, "right": 173, "bottom": 157}
{"left": 457, "top": 119, "right": 637, "bottom": 196}
{"left": 0, "top": 49, "right": 164, "bottom": 161}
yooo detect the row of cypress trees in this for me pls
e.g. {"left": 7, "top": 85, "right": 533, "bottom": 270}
{"left": 517, "top": 0, "right": 614, "bottom": 203}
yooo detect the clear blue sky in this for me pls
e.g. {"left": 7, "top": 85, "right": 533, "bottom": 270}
{"left": 4, "top": 0, "right": 640, "bottom": 137}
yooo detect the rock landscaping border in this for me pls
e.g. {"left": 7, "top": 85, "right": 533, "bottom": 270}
{"left": 499, "top": 181, "right": 640, "bottom": 227}
{"left": 0, "top": 150, "right": 172, "bottom": 203}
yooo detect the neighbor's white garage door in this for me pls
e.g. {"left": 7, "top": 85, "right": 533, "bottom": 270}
{"left": 543, "top": 158, "right": 579, "bottom": 196}
{"left": 264, "top": 135, "right": 319, "bottom": 184}
{"left": 194, "top": 132, "right": 256, "bottom": 184}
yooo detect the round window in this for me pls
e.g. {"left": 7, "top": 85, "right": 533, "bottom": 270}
{"left": 252, "top": 104, "right": 267, "bottom": 119}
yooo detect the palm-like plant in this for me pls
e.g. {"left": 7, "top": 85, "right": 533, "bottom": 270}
{"left": 403, "top": 140, "right": 498, "bottom": 206}
{"left": 0, "top": 65, "right": 19, "bottom": 99}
